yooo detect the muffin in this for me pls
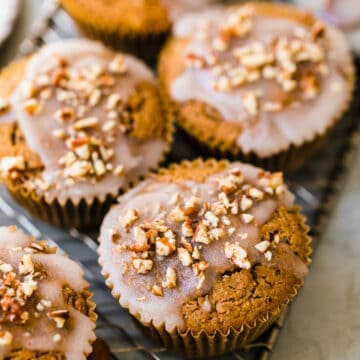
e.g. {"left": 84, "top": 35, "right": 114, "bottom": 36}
{"left": 0, "top": 225, "right": 96, "bottom": 359}
{"left": 0, "top": 39, "right": 172, "bottom": 229}
{"left": 98, "top": 159, "right": 312, "bottom": 357}
{"left": 59, "top": 0, "right": 217, "bottom": 63}
{"left": 158, "top": 2, "right": 355, "bottom": 171}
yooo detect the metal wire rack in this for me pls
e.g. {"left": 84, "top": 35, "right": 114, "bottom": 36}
{"left": 0, "top": 0, "right": 359, "bottom": 359}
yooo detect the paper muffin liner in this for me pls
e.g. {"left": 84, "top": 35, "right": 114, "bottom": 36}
{"left": 130, "top": 298, "right": 289, "bottom": 358}
{"left": 60, "top": 4, "right": 170, "bottom": 65}
{"left": 98, "top": 158, "right": 312, "bottom": 357}
{"left": 6, "top": 186, "right": 116, "bottom": 229}
{"left": 172, "top": 123, "right": 330, "bottom": 172}
{"left": 158, "top": 2, "right": 356, "bottom": 173}
{"left": 84, "top": 288, "right": 98, "bottom": 358}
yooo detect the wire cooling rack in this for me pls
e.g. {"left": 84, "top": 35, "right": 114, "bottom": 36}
{"left": 0, "top": 0, "right": 359, "bottom": 359}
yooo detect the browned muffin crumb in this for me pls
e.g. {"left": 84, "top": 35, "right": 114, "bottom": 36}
{"left": 62, "top": 285, "right": 89, "bottom": 316}
{"left": 0, "top": 58, "right": 28, "bottom": 100}
{"left": 181, "top": 206, "right": 308, "bottom": 334}
{"left": 180, "top": 100, "right": 242, "bottom": 150}
{"left": 60, "top": 0, "right": 171, "bottom": 35}
{"left": 122, "top": 82, "right": 167, "bottom": 140}
{"left": 157, "top": 158, "right": 228, "bottom": 183}
{"left": 6, "top": 349, "right": 65, "bottom": 360}
{"left": 260, "top": 206, "right": 312, "bottom": 264}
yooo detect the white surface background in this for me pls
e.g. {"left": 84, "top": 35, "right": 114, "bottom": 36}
{"left": 0, "top": 1, "right": 359, "bottom": 359}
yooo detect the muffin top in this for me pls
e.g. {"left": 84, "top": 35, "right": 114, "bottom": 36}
{"left": 0, "top": 39, "right": 169, "bottom": 204}
{"left": 99, "top": 160, "right": 311, "bottom": 333}
{"left": 162, "top": 2, "right": 354, "bottom": 157}
{"left": 60, "top": 0, "right": 215, "bottom": 34}
{"left": 0, "top": 226, "right": 95, "bottom": 359}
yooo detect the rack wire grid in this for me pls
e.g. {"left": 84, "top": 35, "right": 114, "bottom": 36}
{"left": 0, "top": 0, "right": 359, "bottom": 359}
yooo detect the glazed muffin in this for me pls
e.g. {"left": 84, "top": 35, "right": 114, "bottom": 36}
{"left": 159, "top": 2, "right": 355, "bottom": 171}
{"left": 60, "top": 0, "right": 217, "bottom": 63}
{"left": 0, "top": 225, "right": 96, "bottom": 359}
{"left": 0, "top": 39, "right": 172, "bottom": 229}
{"left": 98, "top": 159, "right": 312, "bottom": 357}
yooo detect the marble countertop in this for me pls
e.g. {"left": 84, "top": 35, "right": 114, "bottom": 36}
{"left": 1, "top": 1, "right": 359, "bottom": 359}
{"left": 274, "top": 144, "right": 360, "bottom": 360}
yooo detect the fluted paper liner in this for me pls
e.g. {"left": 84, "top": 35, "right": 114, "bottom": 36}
{"left": 84, "top": 288, "right": 98, "bottom": 358}
{"left": 98, "top": 158, "right": 312, "bottom": 358}
{"left": 60, "top": 1, "right": 170, "bottom": 65}
{"left": 158, "top": 2, "right": 356, "bottom": 172}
